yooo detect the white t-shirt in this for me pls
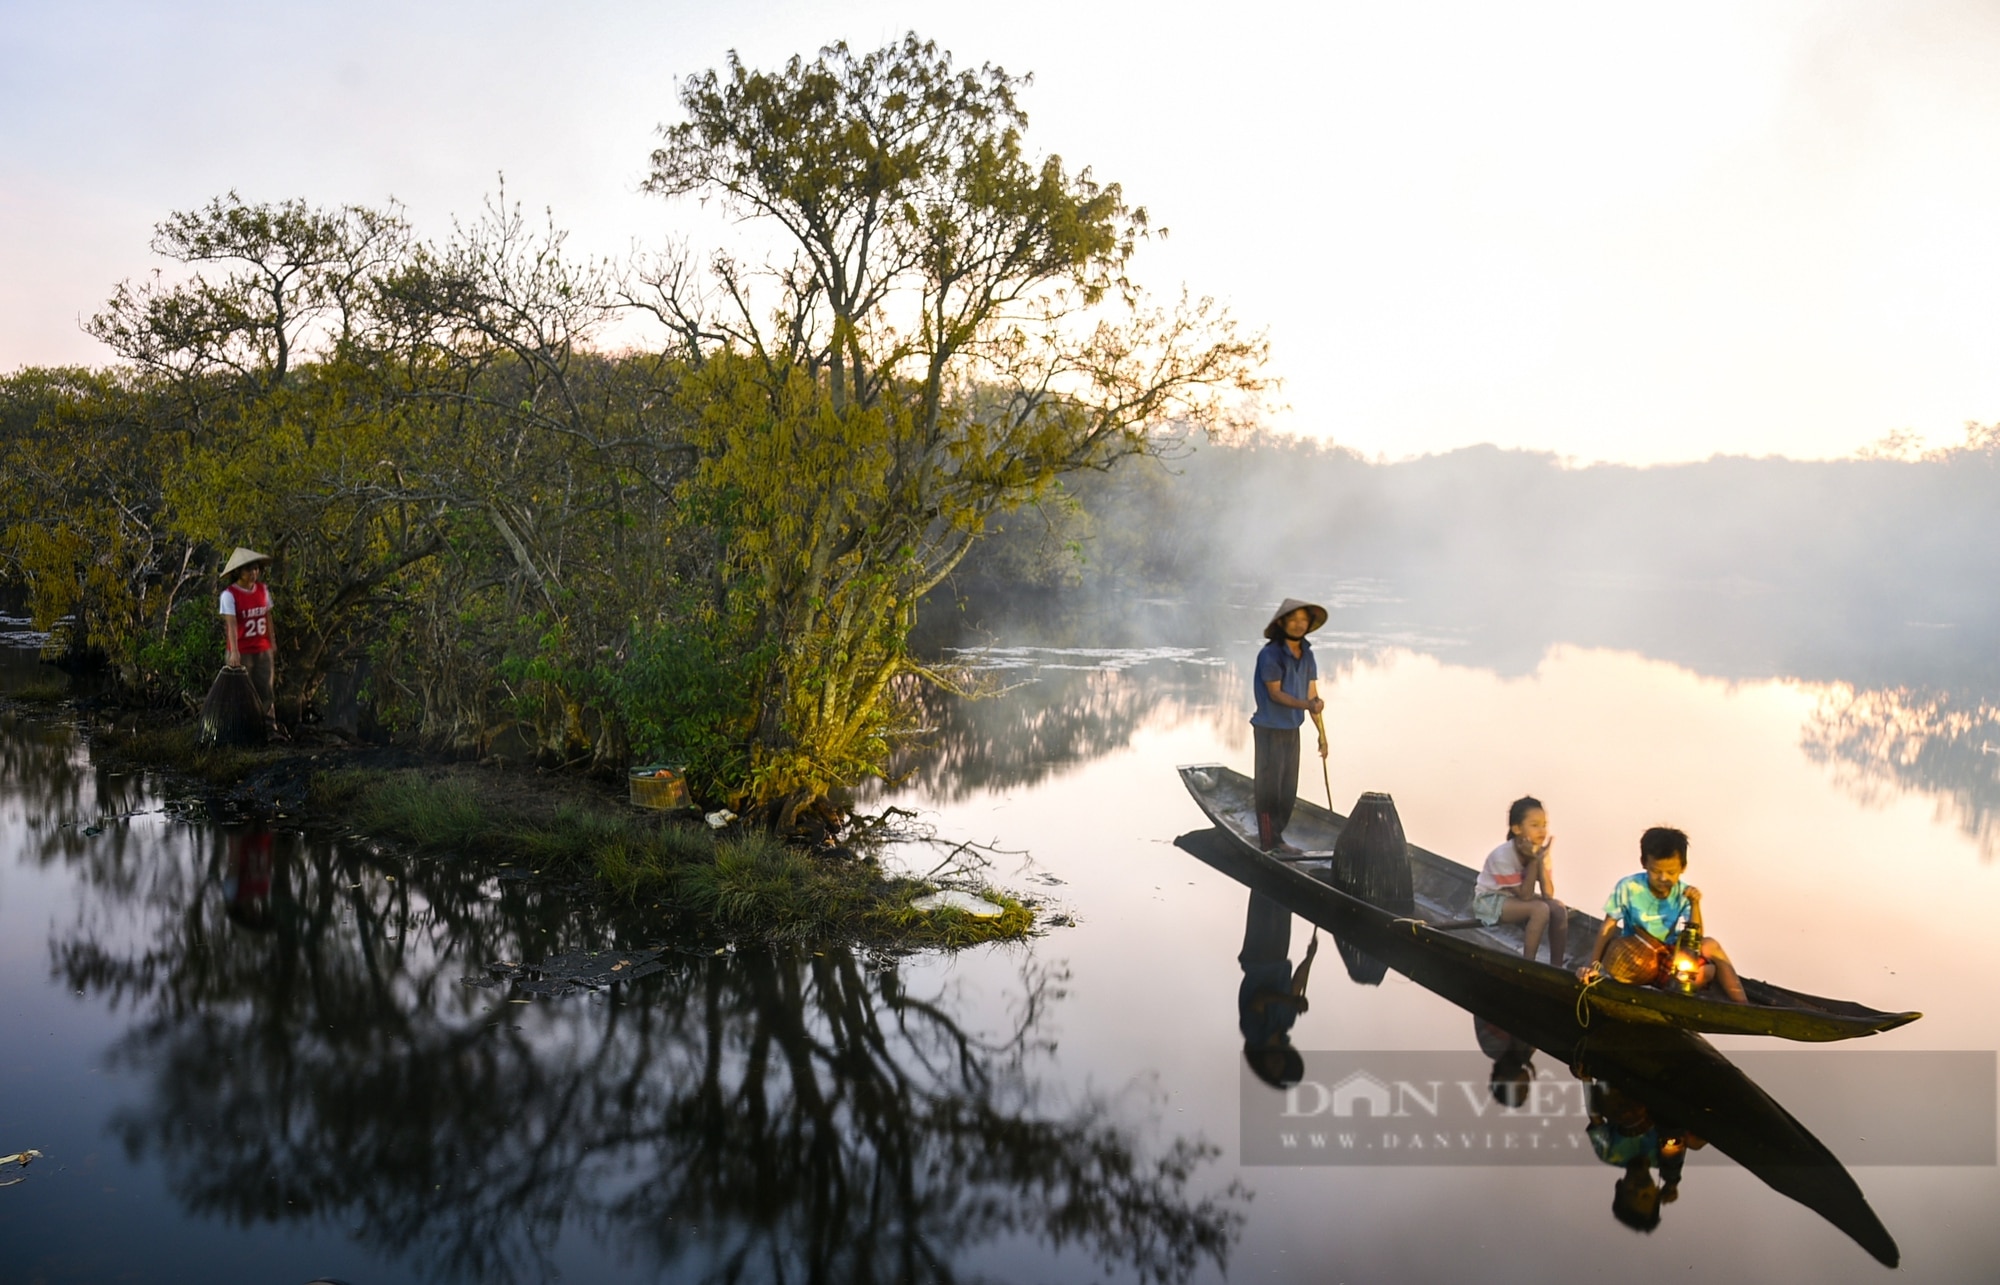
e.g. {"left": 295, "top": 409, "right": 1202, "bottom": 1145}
{"left": 1474, "top": 841, "right": 1529, "bottom": 895}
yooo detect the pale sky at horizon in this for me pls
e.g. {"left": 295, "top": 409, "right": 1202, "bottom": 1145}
{"left": 6, "top": 0, "right": 2000, "bottom": 464}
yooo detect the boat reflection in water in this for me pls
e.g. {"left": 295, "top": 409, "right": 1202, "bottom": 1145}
{"left": 1186, "top": 830, "right": 1901, "bottom": 1268}
{"left": 54, "top": 820, "right": 1246, "bottom": 1285}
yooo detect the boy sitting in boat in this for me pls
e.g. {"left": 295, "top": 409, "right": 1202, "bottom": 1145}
{"left": 1578, "top": 826, "right": 1747, "bottom": 1003}
{"left": 1471, "top": 796, "right": 1569, "bottom": 965}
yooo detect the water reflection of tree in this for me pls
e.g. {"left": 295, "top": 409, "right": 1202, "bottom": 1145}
{"left": 54, "top": 827, "right": 1243, "bottom": 1284}
{"left": 889, "top": 660, "right": 1244, "bottom": 802}
{"left": 0, "top": 709, "right": 96, "bottom": 830}
{"left": 1801, "top": 685, "right": 2000, "bottom": 859}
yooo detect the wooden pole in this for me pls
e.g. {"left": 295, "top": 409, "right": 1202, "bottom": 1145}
{"left": 1310, "top": 708, "right": 1333, "bottom": 812}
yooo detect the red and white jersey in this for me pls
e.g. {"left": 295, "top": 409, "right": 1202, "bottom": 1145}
{"left": 220, "top": 583, "right": 274, "bottom": 653}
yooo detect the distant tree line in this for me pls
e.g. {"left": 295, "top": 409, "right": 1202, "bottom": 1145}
{"left": 0, "top": 34, "right": 1262, "bottom": 819}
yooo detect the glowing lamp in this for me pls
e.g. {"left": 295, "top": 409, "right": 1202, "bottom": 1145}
{"left": 1669, "top": 921, "right": 1704, "bottom": 995}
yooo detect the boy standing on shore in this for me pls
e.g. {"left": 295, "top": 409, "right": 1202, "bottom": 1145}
{"left": 219, "top": 546, "right": 285, "bottom": 741}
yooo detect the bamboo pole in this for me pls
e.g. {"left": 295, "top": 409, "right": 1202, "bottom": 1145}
{"left": 1310, "top": 708, "right": 1333, "bottom": 812}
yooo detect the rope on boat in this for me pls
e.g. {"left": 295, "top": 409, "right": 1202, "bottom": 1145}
{"left": 1576, "top": 971, "right": 1606, "bottom": 1028}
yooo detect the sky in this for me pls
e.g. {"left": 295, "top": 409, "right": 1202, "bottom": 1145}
{"left": 5, "top": 0, "right": 2000, "bottom": 464}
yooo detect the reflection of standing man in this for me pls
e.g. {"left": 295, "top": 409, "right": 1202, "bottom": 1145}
{"left": 1238, "top": 890, "right": 1318, "bottom": 1089}
{"left": 219, "top": 547, "right": 284, "bottom": 741}
{"left": 1251, "top": 597, "right": 1327, "bottom": 853}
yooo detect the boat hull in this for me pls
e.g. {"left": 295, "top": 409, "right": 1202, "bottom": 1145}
{"left": 1176, "top": 764, "right": 1920, "bottom": 1042}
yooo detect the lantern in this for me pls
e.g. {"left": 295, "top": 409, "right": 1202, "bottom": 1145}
{"left": 1669, "top": 921, "right": 1704, "bottom": 995}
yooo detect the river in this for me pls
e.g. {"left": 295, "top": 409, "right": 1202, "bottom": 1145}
{"left": 1, "top": 581, "right": 1995, "bottom": 1282}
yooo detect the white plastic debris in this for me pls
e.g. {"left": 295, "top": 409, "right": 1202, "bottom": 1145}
{"left": 704, "top": 809, "right": 737, "bottom": 829}
{"left": 912, "top": 890, "right": 1005, "bottom": 918}
{"left": 0, "top": 1149, "right": 43, "bottom": 1188}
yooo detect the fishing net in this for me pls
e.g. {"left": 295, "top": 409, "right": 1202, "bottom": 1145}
{"left": 200, "top": 667, "right": 267, "bottom": 747}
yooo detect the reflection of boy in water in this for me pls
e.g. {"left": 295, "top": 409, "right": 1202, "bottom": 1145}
{"left": 223, "top": 828, "right": 276, "bottom": 932}
{"left": 1238, "top": 891, "right": 1318, "bottom": 1089}
{"left": 1585, "top": 1081, "right": 1699, "bottom": 1232}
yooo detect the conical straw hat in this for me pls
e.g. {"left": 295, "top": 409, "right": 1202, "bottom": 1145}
{"left": 222, "top": 547, "right": 271, "bottom": 576}
{"left": 1264, "top": 597, "right": 1327, "bottom": 639}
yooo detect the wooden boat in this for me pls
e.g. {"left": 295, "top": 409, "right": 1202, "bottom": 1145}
{"left": 1178, "top": 821, "right": 1903, "bottom": 1267}
{"left": 1177, "top": 764, "right": 1921, "bottom": 1042}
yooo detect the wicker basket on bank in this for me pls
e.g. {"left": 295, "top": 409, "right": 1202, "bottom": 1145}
{"left": 628, "top": 764, "right": 689, "bottom": 811}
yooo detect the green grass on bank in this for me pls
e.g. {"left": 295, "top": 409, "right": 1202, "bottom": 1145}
{"left": 313, "top": 769, "right": 1032, "bottom": 948}
{"left": 96, "top": 723, "right": 282, "bottom": 785}
{"left": 8, "top": 677, "right": 70, "bottom": 704}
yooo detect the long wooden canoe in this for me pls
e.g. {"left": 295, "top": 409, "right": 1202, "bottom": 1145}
{"left": 1176, "top": 822, "right": 1903, "bottom": 1267}
{"left": 1177, "top": 763, "right": 1921, "bottom": 1042}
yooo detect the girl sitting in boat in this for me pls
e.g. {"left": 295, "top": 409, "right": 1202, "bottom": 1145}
{"left": 1578, "top": 826, "right": 1748, "bottom": 1003}
{"left": 1470, "top": 796, "right": 1569, "bottom": 965}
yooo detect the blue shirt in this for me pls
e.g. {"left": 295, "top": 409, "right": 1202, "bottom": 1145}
{"left": 1602, "top": 873, "right": 1692, "bottom": 943}
{"left": 1238, "top": 962, "right": 1302, "bottom": 1046}
{"left": 1588, "top": 1122, "right": 1662, "bottom": 1168}
{"left": 1251, "top": 639, "right": 1317, "bottom": 729}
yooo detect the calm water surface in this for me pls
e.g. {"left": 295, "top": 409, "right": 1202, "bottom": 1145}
{"left": 1, "top": 589, "right": 1996, "bottom": 1282}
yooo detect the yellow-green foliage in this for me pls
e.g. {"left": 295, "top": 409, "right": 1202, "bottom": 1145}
{"left": 0, "top": 368, "right": 203, "bottom": 683}
{"left": 5, "top": 35, "right": 1264, "bottom": 818}
{"left": 647, "top": 37, "right": 1266, "bottom": 815}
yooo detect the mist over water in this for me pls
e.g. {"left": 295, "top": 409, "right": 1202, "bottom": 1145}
{"left": 954, "top": 443, "right": 2000, "bottom": 853}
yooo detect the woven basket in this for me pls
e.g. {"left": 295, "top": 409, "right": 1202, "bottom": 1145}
{"left": 628, "top": 764, "right": 689, "bottom": 810}
{"left": 1604, "top": 934, "right": 1665, "bottom": 985}
{"left": 1328, "top": 791, "right": 1415, "bottom": 986}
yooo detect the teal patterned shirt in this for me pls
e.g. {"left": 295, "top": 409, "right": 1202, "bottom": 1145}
{"left": 1603, "top": 873, "right": 1692, "bottom": 942}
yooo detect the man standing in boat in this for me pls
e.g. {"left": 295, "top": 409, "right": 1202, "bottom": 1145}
{"left": 1251, "top": 597, "right": 1328, "bottom": 853}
